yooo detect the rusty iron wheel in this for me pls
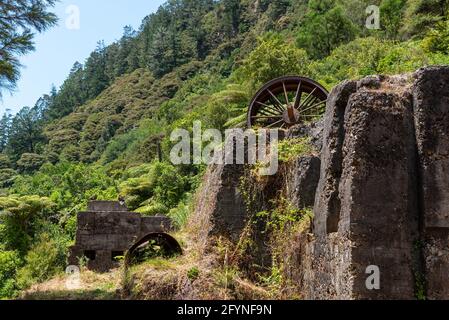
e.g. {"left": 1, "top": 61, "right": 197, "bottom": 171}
{"left": 247, "top": 76, "right": 329, "bottom": 129}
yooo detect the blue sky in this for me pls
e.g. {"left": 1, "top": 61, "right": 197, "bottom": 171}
{"left": 0, "top": 0, "right": 166, "bottom": 115}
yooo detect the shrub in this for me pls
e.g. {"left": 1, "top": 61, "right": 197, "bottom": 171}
{"left": 120, "top": 162, "right": 189, "bottom": 212}
{"left": 0, "top": 154, "right": 11, "bottom": 169}
{"left": 0, "top": 169, "right": 17, "bottom": 188}
{"left": 378, "top": 41, "right": 449, "bottom": 74}
{"left": 135, "top": 201, "right": 169, "bottom": 216}
{"left": 311, "top": 37, "right": 392, "bottom": 87}
{"left": 235, "top": 34, "right": 311, "bottom": 90}
{"left": 278, "top": 138, "right": 314, "bottom": 163}
{"left": 11, "top": 162, "right": 117, "bottom": 213}
{"left": 0, "top": 195, "right": 56, "bottom": 254}
{"left": 168, "top": 195, "right": 193, "bottom": 228}
{"left": 16, "top": 234, "right": 64, "bottom": 290}
{"left": 422, "top": 16, "right": 449, "bottom": 54}
{"left": 16, "top": 153, "right": 46, "bottom": 174}
{"left": 296, "top": 3, "right": 358, "bottom": 59}
{"left": 0, "top": 250, "right": 21, "bottom": 299}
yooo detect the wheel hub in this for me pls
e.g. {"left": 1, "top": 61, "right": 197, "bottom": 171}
{"left": 283, "top": 106, "right": 300, "bottom": 125}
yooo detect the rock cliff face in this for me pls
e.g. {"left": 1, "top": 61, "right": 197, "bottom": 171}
{"left": 192, "top": 66, "right": 449, "bottom": 300}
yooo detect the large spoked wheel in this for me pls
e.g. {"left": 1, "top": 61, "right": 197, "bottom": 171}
{"left": 247, "top": 76, "right": 329, "bottom": 129}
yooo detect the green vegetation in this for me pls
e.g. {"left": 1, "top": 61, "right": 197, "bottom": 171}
{"left": 278, "top": 138, "right": 315, "bottom": 163}
{"left": 187, "top": 267, "right": 200, "bottom": 281}
{"left": 0, "top": 0, "right": 448, "bottom": 299}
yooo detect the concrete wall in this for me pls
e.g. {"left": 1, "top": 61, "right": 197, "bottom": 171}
{"left": 69, "top": 201, "right": 173, "bottom": 272}
{"left": 308, "top": 67, "right": 449, "bottom": 300}
{"left": 413, "top": 67, "right": 449, "bottom": 299}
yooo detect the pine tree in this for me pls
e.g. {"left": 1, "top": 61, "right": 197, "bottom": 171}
{"left": 46, "top": 62, "right": 86, "bottom": 120}
{"left": 84, "top": 41, "right": 109, "bottom": 98}
{"left": 0, "top": 110, "right": 12, "bottom": 152}
{"left": 0, "top": 0, "right": 57, "bottom": 95}
{"left": 149, "top": 26, "right": 174, "bottom": 77}
{"left": 7, "top": 106, "right": 45, "bottom": 160}
{"left": 115, "top": 26, "right": 139, "bottom": 76}
{"left": 223, "top": 0, "right": 241, "bottom": 38}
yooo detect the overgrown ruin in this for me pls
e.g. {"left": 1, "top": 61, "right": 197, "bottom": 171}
{"left": 192, "top": 66, "right": 449, "bottom": 300}
{"left": 69, "top": 201, "right": 176, "bottom": 272}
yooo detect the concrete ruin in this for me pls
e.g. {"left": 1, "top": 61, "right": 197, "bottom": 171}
{"left": 69, "top": 201, "right": 173, "bottom": 271}
{"left": 193, "top": 66, "right": 449, "bottom": 300}
{"left": 305, "top": 67, "right": 449, "bottom": 300}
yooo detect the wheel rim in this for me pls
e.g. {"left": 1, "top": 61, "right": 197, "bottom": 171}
{"left": 247, "top": 76, "right": 328, "bottom": 129}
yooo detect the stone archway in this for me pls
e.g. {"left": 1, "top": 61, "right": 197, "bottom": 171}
{"left": 125, "top": 232, "right": 182, "bottom": 265}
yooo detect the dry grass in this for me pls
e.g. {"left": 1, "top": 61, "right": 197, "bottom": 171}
{"left": 22, "top": 269, "right": 122, "bottom": 300}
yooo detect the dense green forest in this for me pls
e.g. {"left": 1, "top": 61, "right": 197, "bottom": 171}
{"left": 1, "top": 0, "right": 449, "bottom": 299}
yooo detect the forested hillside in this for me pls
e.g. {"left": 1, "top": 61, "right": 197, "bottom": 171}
{"left": 1, "top": 0, "right": 449, "bottom": 299}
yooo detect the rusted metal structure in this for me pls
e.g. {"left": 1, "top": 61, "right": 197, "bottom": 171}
{"left": 247, "top": 76, "right": 328, "bottom": 129}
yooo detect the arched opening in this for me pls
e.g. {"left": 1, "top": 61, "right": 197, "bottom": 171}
{"left": 125, "top": 233, "right": 182, "bottom": 265}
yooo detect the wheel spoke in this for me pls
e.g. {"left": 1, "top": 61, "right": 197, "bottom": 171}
{"left": 257, "top": 111, "right": 273, "bottom": 118}
{"left": 283, "top": 82, "right": 290, "bottom": 107}
{"left": 251, "top": 115, "right": 283, "bottom": 119}
{"left": 299, "top": 100, "right": 326, "bottom": 115}
{"left": 267, "top": 89, "right": 286, "bottom": 111}
{"left": 256, "top": 101, "right": 279, "bottom": 112}
{"left": 299, "top": 88, "right": 317, "bottom": 110}
{"left": 259, "top": 108, "right": 280, "bottom": 116}
{"left": 266, "top": 119, "right": 284, "bottom": 128}
{"left": 293, "top": 81, "right": 302, "bottom": 110}
{"left": 301, "top": 96, "right": 319, "bottom": 112}
{"left": 255, "top": 102, "right": 281, "bottom": 116}
{"left": 269, "top": 98, "right": 285, "bottom": 113}
{"left": 264, "top": 105, "right": 283, "bottom": 115}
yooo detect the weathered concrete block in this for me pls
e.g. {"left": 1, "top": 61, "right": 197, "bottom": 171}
{"left": 77, "top": 212, "right": 95, "bottom": 231}
{"left": 141, "top": 216, "right": 173, "bottom": 234}
{"left": 203, "top": 163, "right": 247, "bottom": 239}
{"left": 310, "top": 75, "right": 420, "bottom": 299}
{"left": 191, "top": 129, "right": 251, "bottom": 247}
{"left": 314, "top": 80, "right": 358, "bottom": 236}
{"left": 414, "top": 66, "right": 449, "bottom": 228}
{"left": 423, "top": 231, "right": 449, "bottom": 299}
{"left": 305, "top": 235, "right": 353, "bottom": 300}
{"left": 285, "top": 156, "right": 321, "bottom": 209}
{"left": 413, "top": 66, "right": 449, "bottom": 299}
